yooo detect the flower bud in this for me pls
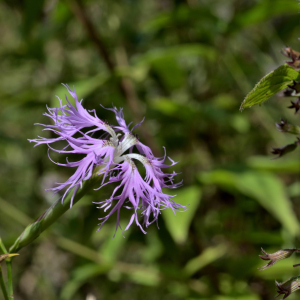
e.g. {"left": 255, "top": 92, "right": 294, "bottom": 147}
{"left": 258, "top": 248, "right": 299, "bottom": 271}
{"left": 288, "top": 97, "right": 300, "bottom": 113}
{"left": 276, "top": 119, "right": 300, "bottom": 135}
{"left": 282, "top": 46, "right": 300, "bottom": 69}
{"left": 271, "top": 143, "right": 297, "bottom": 159}
{"left": 275, "top": 276, "right": 300, "bottom": 300}
{"left": 29, "top": 84, "right": 185, "bottom": 235}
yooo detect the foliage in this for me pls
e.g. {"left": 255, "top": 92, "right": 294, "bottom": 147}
{"left": 240, "top": 65, "right": 300, "bottom": 110}
{"left": 1, "top": 0, "right": 300, "bottom": 299}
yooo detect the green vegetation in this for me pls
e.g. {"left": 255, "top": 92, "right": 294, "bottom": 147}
{"left": 1, "top": 0, "right": 300, "bottom": 299}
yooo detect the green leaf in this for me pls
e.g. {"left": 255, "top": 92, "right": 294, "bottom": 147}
{"left": 150, "top": 97, "right": 200, "bottom": 121}
{"left": 151, "top": 56, "right": 184, "bottom": 90}
{"left": 61, "top": 264, "right": 110, "bottom": 300}
{"left": 198, "top": 170, "right": 236, "bottom": 189}
{"left": 247, "top": 156, "right": 300, "bottom": 173}
{"left": 126, "top": 266, "right": 160, "bottom": 286}
{"left": 142, "top": 230, "right": 163, "bottom": 263}
{"left": 235, "top": 0, "right": 300, "bottom": 28}
{"left": 0, "top": 254, "right": 19, "bottom": 263}
{"left": 23, "top": 0, "right": 46, "bottom": 37}
{"left": 136, "top": 44, "right": 217, "bottom": 64}
{"left": 214, "top": 296, "right": 260, "bottom": 300}
{"left": 162, "top": 186, "right": 201, "bottom": 244}
{"left": 100, "top": 221, "right": 131, "bottom": 264}
{"left": 240, "top": 65, "right": 300, "bottom": 110}
{"left": 235, "top": 172, "right": 300, "bottom": 237}
{"left": 199, "top": 170, "right": 300, "bottom": 237}
{"left": 184, "top": 244, "right": 227, "bottom": 277}
{"left": 288, "top": 182, "right": 300, "bottom": 198}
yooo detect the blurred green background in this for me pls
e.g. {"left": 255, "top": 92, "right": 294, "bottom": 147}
{"left": 1, "top": 0, "right": 300, "bottom": 299}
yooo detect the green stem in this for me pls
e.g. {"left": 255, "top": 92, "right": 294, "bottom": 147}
{"left": 0, "top": 239, "right": 11, "bottom": 299}
{"left": 9, "top": 176, "right": 100, "bottom": 253}
{"left": 6, "top": 260, "right": 13, "bottom": 299}
{"left": 0, "top": 238, "right": 8, "bottom": 254}
{"left": 0, "top": 266, "right": 9, "bottom": 300}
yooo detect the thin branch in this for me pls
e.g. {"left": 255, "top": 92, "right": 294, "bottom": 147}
{"left": 0, "top": 238, "right": 8, "bottom": 255}
{"left": 6, "top": 260, "right": 13, "bottom": 299}
{"left": 69, "top": 0, "right": 160, "bottom": 155}
{"left": 0, "top": 266, "right": 9, "bottom": 300}
{"left": 68, "top": 0, "right": 115, "bottom": 72}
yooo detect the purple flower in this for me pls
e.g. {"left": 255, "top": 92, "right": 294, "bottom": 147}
{"left": 30, "top": 84, "right": 185, "bottom": 234}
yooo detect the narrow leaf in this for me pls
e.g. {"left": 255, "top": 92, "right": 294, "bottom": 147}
{"left": 162, "top": 186, "right": 201, "bottom": 244}
{"left": 101, "top": 221, "right": 131, "bottom": 264}
{"left": 236, "top": 172, "right": 300, "bottom": 236}
{"left": 61, "top": 264, "right": 110, "bottom": 300}
{"left": 0, "top": 254, "right": 19, "bottom": 263}
{"left": 199, "top": 170, "right": 300, "bottom": 236}
{"left": 184, "top": 244, "right": 227, "bottom": 277}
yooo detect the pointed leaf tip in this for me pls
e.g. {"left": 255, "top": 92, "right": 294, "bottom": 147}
{"left": 240, "top": 64, "right": 300, "bottom": 110}
{"left": 0, "top": 253, "right": 19, "bottom": 263}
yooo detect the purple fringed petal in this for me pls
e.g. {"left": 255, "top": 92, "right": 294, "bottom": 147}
{"left": 94, "top": 155, "right": 185, "bottom": 234}
{"left": 30, "top": 84, "right": 185, "bottom": 234}
{"left": 104, "top": 105, "right": 145, "bottom": 134}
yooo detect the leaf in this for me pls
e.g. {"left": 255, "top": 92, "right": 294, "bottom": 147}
{"left": 142, "top": 230, "right": 164, "bottom": 263}
{"left": 235, "top": 0, "right": 300, "bottom": 28}
{"left": 126, "top": 266, "right": 160, "bottom": 286}
{"left": 235, "top": 172, "right": 300, "bottom": 237}
{"left": 199, "top": 170, "right": 300, "bottom": 237}
{"left": 214, "top": 296, "right": 260, "bottom": 300}
{"left": 0, "top": 197, "right": 32, "bottom": 227}
{"left": 136, "top": 44, "right": 217, "bottom": 64}
{"left": 60, "top": 264, "right": 110, "bottom": 300}
{"left": 151, "top": 56, "right": 184, "bottom": 90}
{"left": 198, "top": 170, "right": 236, "bottom": 189}
{"left": 134, "top": 44, "right": 217, "bottom": 91}
{"left": 23, "top": 0, "right": 46, "bottom": 37}
{"left": 0, "top": 253, "right": 19, "bottom": 263}
{"left": 288, "top": 182, "right": 300, "bottom": 198}
{"left": 247, "top": 156, "right": 300, "bottom": 173}
{"left": 162, "top": 186, "right": 201, "bottom": 244}
{"left": 240, "top": 65, "right": 300, "bottom": 110}
{"left": 184, "top": 244, "right": 227, "bottom": 277}
{"left": 100, "top": 221, "right": 131, "bottom": 264}
{"left": 150, "top": 97, "right": 200, "bottom": 120}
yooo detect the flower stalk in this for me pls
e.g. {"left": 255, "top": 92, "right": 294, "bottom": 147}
{"left": 6, "top": 260, "right": 13, "bottom": 299}
{"left": 0, "top": 239, "right": 12, "bottom": 299}
{"left": 27, "top": 84, "right": 184, "bottom": 235}
{"left": 0, "top": 265, "right": 9, "bottom": 300}
{"left": 0, "top": 238, "right": 8, "bottom": 255}
{"left": 3, "top": 83, "right": 185, "bottom": 298}
{"left": 9, "top": 176, "right": 99, "bottom": 253}
{"left": 0, "top": 255, "right": 18, "bottom": 300}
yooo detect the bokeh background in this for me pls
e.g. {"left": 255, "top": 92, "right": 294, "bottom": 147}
{"left": 1, "top": 0, "right": 300, "bottom": 299}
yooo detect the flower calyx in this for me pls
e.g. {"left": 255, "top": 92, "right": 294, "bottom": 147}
{"left": 288, "top": 97, "right": 300, "bottom": 113}
{"left": 258, "top": 248, "right": 299, "bottom": 271}
{"left": 275, "top": 277, "right": 300, "bottom": 300}
{"left": 276, "top": 118, "right": 300, "bottom": 135}
{"left": 0, "top": 253, "right": 19, "bottom": 264}
{"left": 271, "top": 143, "right": 297, "bottom": 159}
{"left": 282, "top": 46, "right": 300, "bottom": 69}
